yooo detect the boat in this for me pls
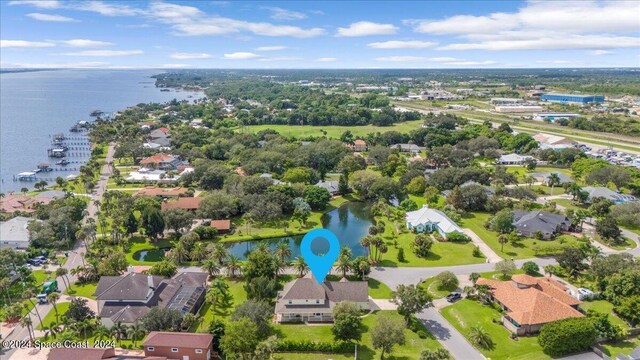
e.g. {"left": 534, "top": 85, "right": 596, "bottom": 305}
{"left": 90, "top": 110, "right": 104, "bottom": 117}
{"left": 37, "top": 163, "right": 53, "bottom": 172}
{"left": 160, "top": 89, "right": 170, "bottom": 92}
{"left": 17, "top": 172, "right": 37, "bottom": 181}
{"left": 56, "top": 159, "right": 69, "bottom": 166}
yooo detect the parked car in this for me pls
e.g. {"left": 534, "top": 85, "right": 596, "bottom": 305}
{"left": 35, "top": 256, "right": 47, "bottom": 263}
{"left": 27, "top": 259, "right": 42, "bottom": 266}
{"left": 446, "top": 292, "right": 462, "bottom": 302}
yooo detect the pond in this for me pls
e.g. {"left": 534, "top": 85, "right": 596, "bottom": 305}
{"left": 226, "top": 202, "right": 373, "bottom": 259}
{"left": 133, "top": 248, "right": 168, "bottom": 262}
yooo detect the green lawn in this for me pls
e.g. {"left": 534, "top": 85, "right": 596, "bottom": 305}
{"left": 125, "top": 236, "right": 174, "bottom": 265}
{"left": 367, "top": 278, "right": 393, "bottom": 299}
{"left": 579, "top": 300, "right": 629, "bottom": 330}
{"left": 592, "top": 234, "right": 638, "bottom": 251}
{"left": 441, "top": 299, "right": 548, "bottom": 359}
{"left": 479, "top": 269, "right": 527, "bottom": 281}
{"left": 602, "top": 337, "right": 640, "bottom": 358}
{"left": 37, "top": 301, "right": 71, "bottom": 330}
{"left": 192, "top": 279, "right": 247, "bottom": 332}
{"left": 65, "top": 282, "right": 98, "bottom": 299}
{"left": 459, "top": 212, "right": 583, "bottom": 259}
{"left": 32, "top": 270, "right": 52, "bottom": 286}
{"left": 275, "top": 311, "right": 444, "bottom": 360}
{"left": 419, "top": 276, "right": 457, "bottom": 299}
{"left": 379, "top": 232, "right": 485, "bottom": 267}
{"left": 245, "top": 120, "right": 425, "bottom": 139}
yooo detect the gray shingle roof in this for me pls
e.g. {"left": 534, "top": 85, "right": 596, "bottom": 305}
{"left": 513, "top": 210, "right": 570, "bottom": 235}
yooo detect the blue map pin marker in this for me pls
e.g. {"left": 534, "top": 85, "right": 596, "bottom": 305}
{"left": 300, "top": 229, "right": 340, "bottom": 284}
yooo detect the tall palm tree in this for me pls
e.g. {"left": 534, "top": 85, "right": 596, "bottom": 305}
{"left": 111, "top": 321, "right": 127, "bottom": 345}
{"left": 548, "top": 173, "right": 561, "bottom": 195}
{"left": 190, "top": 242, "right": 207, "bottom": 263}
{"left": 210, "top": 243, "right": 229, "bottom": 265}
{"left": 543, "top": 265, "right": 555, "bottom": 278}
{"left": 126, "top": 322, "right": 146, "bottom": 347}
{"left": 20, "top": 316, "right": 34, "bottom": 343}
{"left": 0, "top": 277, "right": 12, "bottom": 303}
{"left": 292, "top": 256, "right": 308, "bottom": 277}
{"left": 94, "top": 324, "right": 111, "bottom": 341}
{"left": 171, "top": 241, "right": 189, "bottom": 265}
{"left": 202, "top": 258, "right": 220, "bottom": 279}
{"left": 207, "top": 278, "right": 230, "bottom": 316}
{"left": 498, "top": 234, "right": 509, "bottom": 253}
{"left": 225, "top": 255, "right": 242, "bottom": 278}
{"left": 22, "top": 290, "right": 44, "bottom": 330}
{"left": 274, "top": 242, "right": 292, "bottom": 262}
{"left": 47, "top": 292, "right": 60, "bottom": 323}
{"left": 336, "top": 255, "right": 351, "bottom": 278}
{"left": 56, "top": 267, "right": 71, "bottom": 293}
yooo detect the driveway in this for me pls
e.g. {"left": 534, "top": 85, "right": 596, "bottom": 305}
{"left": 417, "top": 308, "right": 485, "bottom": 360}
{"left": 463, "top": 228, "right": 503, "bottom": 263}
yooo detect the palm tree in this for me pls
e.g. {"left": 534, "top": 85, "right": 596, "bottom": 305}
{"left": 207, "top": 278, "right": 230, "bottom": 316}
{"left": 225, "top": 255, "right": 242, "bottom": 278}
{"left": 172, "top": 241, "right": 189, "bottom": 264}
{"left": 56, "top": 267, "right": 71, "bottom": 293}
{"left": 543, "top": 265, "right": 555, "bottom": 278}
{"left": 22, "top": 289, "right": 44, "bottom": 330}
{"left": 359, "top": 235, "right": 371, "bottom": 259}
{"left": 190, "top": 242, "right": 207, "bottom": 263}
{"left": 469, "top": 326, "right": 493, "bottom": 350}
{"left": 469, "top": 272, "right": 480, "bottom": 285}
{"left": 210, "top": 243, "right": 229, "bottom": 265}
{"left": 292, "top": 256, "right": 309, "bottom": 277}
{"left": 336, "top": 255, "right": 351, "bottom": 278}
{"left": 274, "top": 242, "right": 292, "bottom": 262}
{"left": 48, "top": 292, "right": 60, "bottom": 323}
{"left": 202, "top": 258, "right": 220, "bottom": 278}
{"left": 0, "top": 277, "right": 12, "bottom": 303}
{"left": 498, "top": 234, "right": 509, "bottom": 252}
{"left": 20, "top": 316, "right": 34, "bottom": 343}
{"left": 126, "top": 322, "right": 146, "bottom": 347}
{"left": 548, "top": 173, "right": 561, "bottom": 195}
{"left": 94, "top": 325, "right": 111, "bottom": 341}
{"left": 111, "top": 321, "right": 127, "bottom": 345}
{"left": 524, "top": 175, "right": 536, "bottom": 188}
{"left": 75, "top": 319, "right": 95, "bottom": 339}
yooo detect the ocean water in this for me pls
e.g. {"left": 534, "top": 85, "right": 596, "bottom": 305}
{"left": 0, "top": 70, "right": 202, "bottom": 193}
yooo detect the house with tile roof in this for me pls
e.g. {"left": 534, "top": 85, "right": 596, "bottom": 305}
{"left": 161, "top": 197, "right": 202, "bottom": 211}
{"left": 94, "top": 271, "right": 207, "bottom": 328}
{"left": 134, "top": 186, "right": 189, "bottom": 198}
{"left": 140, "top": 153, "right": 184, "bottom": 170}
{"left": 406, "top": 205, "right": 463, "bottom": 235}
{"left": 0, "top": 194, "right": 54, "bottom": 213}
{"left": 477, "top": 274, "right": 582, "bottom": 335}
{"left": 512, "top": 210, "right": 572, "bottom": 239}
{"left": 346, "top": 139, "right": 367, "bottom": 152}
{"left": 275, "top": 275, "right": 369, "bottom": 323}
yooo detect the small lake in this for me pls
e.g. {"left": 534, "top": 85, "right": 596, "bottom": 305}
{"left": 226, "top": 202, "right": 373, "bottom": 259}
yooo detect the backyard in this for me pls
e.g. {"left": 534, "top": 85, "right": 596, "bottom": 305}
{"left": 441, "top": 299, "right": 548, "bottom": 359}
{"left": 246, "top": 120, "right": 425, "bottom": 139}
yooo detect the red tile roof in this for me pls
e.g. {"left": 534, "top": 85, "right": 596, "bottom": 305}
{"left": 140, "top": 153, "right": 175, "bottom": 165}
{"left": 477, "top": 275, "right": 582, "bottom": 326}
{"left": 354, "top": 140, "right": 366, "bottom": 146}
{"left": 161, "top": 197, "right": 201, "bottom": 210}
{"left": 210, "top": 219, "right": 231, "bottom": 231}
{"left": 0, "top": 194, "right": 52, "bottom": 213}
{"left": 143, "top": 331, "right": 213, "bottom": 349}
{"left": 134, "top": 186, "right": 188, "bottom": 197}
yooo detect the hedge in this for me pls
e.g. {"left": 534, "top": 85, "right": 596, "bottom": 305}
{"left": 275, "top": 339, "right": 353, "bottom": 353}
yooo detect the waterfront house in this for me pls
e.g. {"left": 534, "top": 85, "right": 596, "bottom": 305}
{"left": 94, "top": 271, "right": 207, "bottom": 328}
{"left": 512, "top": 210, "right": 572, "bottom": 239}
{"left": 275, "top": 275, "right": 369, "bottom": 323}
{"left": 315, "top": 180, "right": 340, "bottom": 196}
{"left": 0, "top": 194, "right": 53, "bottom": 213}
{"left": 477, "top": 274, "right": 582, "bottom": 335}
{"left": 143, "top": 332, "right": 213, "bottom": 360}
{"left": 405, "top": 205, "right": 463, "bottom": 235}
{"left": 582, "top": 187, "right": 638, "bottom": 204}
{"left": 210, "top": 219, "right": 231, "bottom": 234}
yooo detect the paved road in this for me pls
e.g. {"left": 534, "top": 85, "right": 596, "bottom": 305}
{"left": 2, "top": 144, "right": 115, "bottom": 360}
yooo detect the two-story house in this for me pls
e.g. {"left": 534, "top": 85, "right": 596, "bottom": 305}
{"left": 143, "top": 332, "right": 213, "bottom": 360}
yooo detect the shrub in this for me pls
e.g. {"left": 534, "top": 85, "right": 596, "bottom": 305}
{"left": 521, "top": 261, "right": 540, "bottom": 276}
{"left": 275, "top": 340, "right": 352, "bottom": 353}
{"left": 397, "top": 247, "right": 406, "bottom": 262}
{"left": 435, "top": 271, "right": 459, "bottom": 291}
{"left": 472, "top": 245, "right": 482, "bottom": 258}
{"left": 538, "top": 318, "right": 597, "bottom": 357}
{"left": 446, "top": 231, "right": 470, "bottom": 243}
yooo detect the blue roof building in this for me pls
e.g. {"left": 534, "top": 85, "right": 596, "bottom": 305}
{"left": 541, "top": 93, "right": 604, "bottom": 104}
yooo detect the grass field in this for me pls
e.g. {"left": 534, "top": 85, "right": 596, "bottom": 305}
{"left": 192, "top": 279, "right": 246, "bottom": 332}
{"left": 37, "top": 301, "right": 71, "bottom": 330}
{"left": 441, "top": 299, "right": 548, "bottom": 359}
{"left": 274, "top": 311, "right": 444, "bottom": 360}
{"left": 459, "top": 212, "right": 583, "bottom": 259}
{"left": 419, "top": 276, "right": 457, "bottom": 299}
{"left": 602, "top": 337, "right": 640, "bottom": 359}
{"left": 245, "top": 120, "right": 425, "bottom": 139}
{"left": 65, "top": 282, "right": 98, "bottom": 299}
{"left": 366, "top": 278, "right": 394, "bottom": 299}
{"left": 579, "top": 300, "right": 629, "bottom": 330}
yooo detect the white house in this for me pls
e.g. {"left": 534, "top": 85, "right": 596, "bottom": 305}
{"left": 405, "top": 205, "right": 463, "bottom": 235}
{"left": 0, "top": 216, "right": 39, "bottom": 249}
{"left": 497, "top": 153, "right": 534, "bottom": 165}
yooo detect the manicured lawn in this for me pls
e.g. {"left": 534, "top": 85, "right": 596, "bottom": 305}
{"left": 37, "top": 301, "right": 71, "bottom": 330}
{"left": 479, "top": 269, "right": 527, "bottom": 281}
{"left": 379, "top": 232, "right": 485, "bottom": 267}
{"left": 367, "top": 278, "right": 393, "bottom": 299}
{"left": 65, "top": 282, "right": 98, "bottom": 299}
{"left": 126, "top": 236, "right": 174, "bottom": 265}
{"left": 441, "top": 299, "right": 548, "bottom": 359}
{"left": 274, "top": 311, "right": 444, "bottom": 360}
{"left": 602, "top": 337, "right": 640, "bottom": 358}
{"left": 553, "top": 198, "right": 587, "bottom": 211}
{"left": 419, "top": 276, "right": 457, "bottom": 299}
{"left": 246, "top": 120, "right": 425, "bottom": 139}
{"left": 580, "top": 300, "right": 629, "bottom": 330}
{"left": 192, "top": 279, "right": 247, "bottom": 332}
{"left": 32, "top": 270, "right": 52, "bottom": 286}
{"left": 221, "top": 196, "right": 349, "bottom": 243}
{"left": 459, "top": 212, "right": 583, "bottom": 259}
{"left": 592, "top": 234, "right": 638, "bottom": 251}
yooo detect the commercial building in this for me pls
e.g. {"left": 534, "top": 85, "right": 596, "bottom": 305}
{"left": 490, "top": 98, "right": 526, "bottom": 105}
{"left": 532, "top": 133, "right": 577, "bottom": 150}
{"left": 541, "top": 93, "right": 604, "bottom": 105}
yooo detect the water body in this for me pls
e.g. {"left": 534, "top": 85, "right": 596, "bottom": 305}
{"left": 0, "top": 70, "right": 203, "bottom": 193}
{"left": 227, "top": 202, "right": 373, "bottom": 259}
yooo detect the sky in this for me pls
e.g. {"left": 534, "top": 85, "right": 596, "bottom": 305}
{"left": 1, "top": 0, "right": 639, "bottom": 69}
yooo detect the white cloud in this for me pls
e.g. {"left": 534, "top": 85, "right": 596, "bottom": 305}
{"left": 257, "top": 56, "right": 303, "bottom": 62}
{"left": 374, "top": 56, "right": 496, "bottom": 66}
{"left": 8, "top": 1, "right": 61, "bottom": 9}
{"left": 159, "top": 63, "right": 191, "bottom": 68}
{"left": 61, "top": 39, "right": 113, "bottom": 47}
{"left": 439, "top": 34, "right": 640, "bottom": 51}
{"left": 375, "top": 56, "right": 431, "bottom": 62}
{"left": 2, "top": 61, "right": 109, "bottom": 68}
{"left": 316, "top": 57, "right": 337, "bottom": 62}
{"left": 170, "top": 52, "right": 212, "bottom": 59}
{"left": 336, "top": 21, "right": 398, "bottom": 37}
{"left": 262, "top": 6, "right": 306, "bottom": 21}
{"left": 60, "top": 50, "right": 143, "bottom": 56}
{"left": 536, "top": 60, "right": 574, "bottom": 64}
{"left": 26, "top": 13, "right": 78, "bottom": 22}
{"left": 0, "top": 40, "right": 54, "bottom": 48}
{"left": 255, "top": 46, "right": 287, "bottom": 51}
{"left": 73, "top": 1, "right": 142, "bottom": 16}
{"left": 590, "top": 50, "right": 613, "bottom": 56}
{"left": 445, "top": 60, "right": 497, "bottom": 66}
{"left": 367, "top": 40, "right": 437, "bottom": 49}
{"left": 223, "top": 52, "right": 262, "bottom": 60}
